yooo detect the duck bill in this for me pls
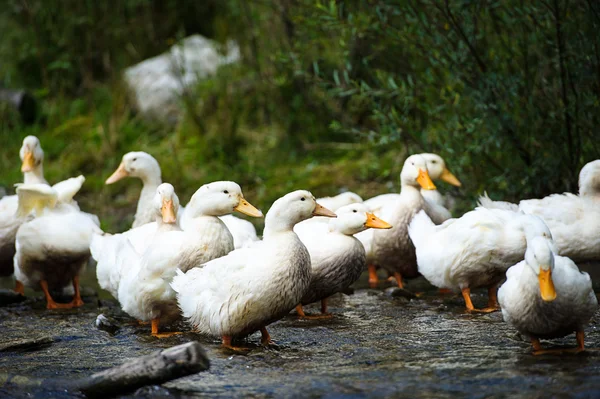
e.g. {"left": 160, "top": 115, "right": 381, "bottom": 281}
{"left": 313, "top": 203, "right": 337, "bottom": 218}
{"left": 538, "top": 268, "right": 557, "bottom": 302}
{"left": 105, "top": 162, "right": 129, "bottom": 184}
{"left": 364, "top": 213, "right": 392, "bottom": 229}
{"left": 21, "top": 151, "right": 35, "bottom": 172}
{"left": 440, "top": 168, "right": 462, "bottom": 187}
{"left": 417, "top": 169, "right": 436, "bottom": 190}
{"left": 234, "top": 198, "right": 263, "bottom": 217}
{"left": 161, "top": 199, "right": 177, "bottom": 223}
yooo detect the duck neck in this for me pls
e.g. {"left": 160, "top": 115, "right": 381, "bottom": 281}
{"left": 401, "top": 183, "right": 423, "bottom": 199}
{"left": 263, "top": 216, "right": 297, "bottom": 239}
{"left": 138, "top": 174, "right": 162, "bottom": 206}
{"left": 23, "top": 165, "right": 47, "bottom": 184}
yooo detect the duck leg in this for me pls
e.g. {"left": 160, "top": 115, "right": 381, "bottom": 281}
{"left": 296, "top": 303, "right": 333, "bottom": 320}
{"left": 69, "top": 276, "right": 84, "bottom": 308}
{"left": 150, "top": 318, "right": 181, "bottom": 338}
{"left": 14, "top": 280, "right": 24, "bottom": 296}
{"left": 260, "top": 327, "right": 273, "bottom": 346}
{"left": 531, "top": 331, "right": 587, "bottom": 355}
{"left": 221, "top": 335, "right": 250, "bottom": 352}
{"left": 461, "top": 287, "right": 498, "bottom": 313}
{"left": 393, "top": 272, "right": 404, "bottom": 289}
{"left": 368, "top": 265, "right": 379, "bottom": 288}
{"left": 40, "top": 280, "right": 68, "bottom": 309}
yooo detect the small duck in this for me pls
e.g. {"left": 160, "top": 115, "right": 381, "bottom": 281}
{"left": 479, "top": 160, "right": 600, "bottom": 263}
{"left": 0, "top": 136, "right": 48, "bottom": 276}
{"left": 117, "top": 184, "right": 187, "bottom": 336}
{"left": 294, "top": 203, "right": 391, "bottom": 319}
{"left": 498, "top": 236, "right": 597, "bottom": 354}
{"left": 13, "top": 177, "right": 101, "bottom": 309}
{"left": 409, "top": 210, "right": 555, "bottom": 312}
{"left": 171, "top": 190, "right": 336, "bottom": 349}
{"left": 367, "top": 154, "right": 437, "bottom": 289}
{"left": 92, "top": 181, "right": 261, "bottom": 299}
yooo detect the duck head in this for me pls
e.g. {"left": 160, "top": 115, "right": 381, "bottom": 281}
{"left": 420, "top": 153, "right": 461, "bottom": 187}
{"left": 330, "top": 203, "right": 392, "bottom": 235}
{"left": 578, "top": 160, "right": 600, "bottom": 198}
{"left": 153, "top": 183, "right": 180, "bottom": 224}
{"left": 187, "top": 181, "right": 262, "bottom": 218}
{"left": 106, "top": 151, "right": 162, "bottom": 185}
{"left": 525, "top": 236, "right": 557, "bottom": 302}
{"left": 400, "top": 154, "right": 436, "bottom": 190}
{"left": 264, "top": 190, "right": 336, "bottom": 236}
{"left": 20, "top": 135, "right": 44, "bottom": 174}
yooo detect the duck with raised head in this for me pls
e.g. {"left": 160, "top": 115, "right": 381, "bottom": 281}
{"left": 409, "top": 210, "right": 555, "bottom": 313}
{"left": 0, "top": 136, "right": 48, "bottom": 276}
{"left": 13, "top": 176, "right": 101, "bottom": 309}
{"left": 294, "top": 203, "right": 391, "bottom": 319}
{"left": 479, "top": 160, "right": 600, "bottom": 263}
{"left": 498, "top": 236, "right": 597, "bottom": 354}
{"left": 92, "top": 181, "right": 262, "bottom": 300}
{"left": 360, "top": 154, "right": 437, "bottom": 289}
{"left": 171, "top": 190, "right": 336, "bottom": 349}
{"left": 117, "top": 184, "right": 188, "bottom": 336}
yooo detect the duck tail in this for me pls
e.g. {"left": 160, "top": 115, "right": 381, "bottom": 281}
{"left": 170, "top": 269, "right": 185, "bottom": 294}
{"left": 408, "top": 210, "right": 435, "bottom": 249}
{"left": 477, "top": 191, "right": 519, "bottom": 211}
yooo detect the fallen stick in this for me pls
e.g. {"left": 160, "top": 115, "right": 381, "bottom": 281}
{"left": 76, "top": 341, "right": 209, "bottom": 398}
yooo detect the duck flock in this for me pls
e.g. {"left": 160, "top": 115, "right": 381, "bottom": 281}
{"left": 1, "top": 135, "right": 599, "bottom": 355}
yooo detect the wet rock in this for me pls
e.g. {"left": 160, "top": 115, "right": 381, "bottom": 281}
{"left": 0, "top": 336, "right": 54, "bottom": 352}
{"left": 95, "top": 314, "right": 120, "bottom": 335}
{"left": 0, "top": 289, "right": 26, "bottom": 306}
{"left": 384, "top": 287, "right": 417, "bottom": 299}
{"left": 76, "top": 341, "right": 210, "bottom": 398}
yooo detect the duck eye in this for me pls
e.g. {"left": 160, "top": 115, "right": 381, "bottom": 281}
{"left": 431, "top": 160, "right": 437, "bottom": 164}
{"left": 301, "top": 197, "right": 305, "bottom": 201}
{"left": 353, "top": 210, "right": 357, "bottom": 213}
{"left": 224, "top": 190, "right": 229, "bottom": 194}
{"left": 132, "top": 158, "right": 137, "bottom": 162}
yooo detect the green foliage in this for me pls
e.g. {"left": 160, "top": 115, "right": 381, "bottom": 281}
{"left": 1, "top": 0, "right": 599, "bottom": 231}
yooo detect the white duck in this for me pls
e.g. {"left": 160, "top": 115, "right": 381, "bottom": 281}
{"left": 498, "top": 236, "right": 597, "bottom": 354}
{"left": 106, "top": 151, "right": 260, "bottom": 248}
{"left": 364, "top": 153, "right": 461, "bottom": 223}
{"left": 362, "top": 154, "right": 436, "bottom": 289}
{"left": 316, "top": 192, "right": 363, "bottom": 212}
{"left": 171, "top": 190, "right": 336, "bottom": 349}
{"left": 92, "top": 181, "right": 262, "bottom": 299}
{"left": 479, "top": 160, "right": 600, "bottom": 262}
{"left": 294, "top": 203, "right": 391, "bottom": 319}
{"left": 408, "top": 209, "right": 555, "bottom": 312}
{"left": 105, "top": 151, "right": 162, "bottom": 227}
{"left": 13, "top": 177, "right": 101, "bottom": 309}
{"left": 0, "top": 136, "right": 47, "bottom": 276}
{"left": 117, "top": 183, "right": 188, "bottom": 336}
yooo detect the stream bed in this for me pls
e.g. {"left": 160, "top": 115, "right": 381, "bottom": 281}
{"left": 1, "top": 265, "right": 600, "bottom": 398}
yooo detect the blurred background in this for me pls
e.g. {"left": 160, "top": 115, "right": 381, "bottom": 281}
{"left": 0, "top": 0, "right": 598, "bottom": 232}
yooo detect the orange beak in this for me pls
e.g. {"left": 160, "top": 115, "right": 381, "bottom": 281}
{"left": 161, "top": 199, "right": 177, "bottom": 223}
{"left": 21, "top": 151, "right": 35, "bottom": 172}
{"left": 364, "top": 213, "right": 392, "bottom": 229}
{"left": 440, "top": 168, "right": 461, "bottom": 187}
{"left": 105, "top": 162, "right": 129, "bottom": 184}
{"left": 538, "top": 268, "right": 556, "bottom": 302}
{"left": 234, "top": 198, "right": 263, "bottom": 217}
{"left": 313, "top": 203, "right": 337, "bottom": 217}
{"left": 417, "top": 168, "right": 436, "bottom": 190}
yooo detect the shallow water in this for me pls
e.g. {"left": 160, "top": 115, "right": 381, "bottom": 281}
{"left": 1, "top": 265, "right": 600, "bottom": 398}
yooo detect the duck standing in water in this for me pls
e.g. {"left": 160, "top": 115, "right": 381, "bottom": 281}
{"left": 498, "top": 236, "right": 597, "bottom": 354}
{"left": 171, "top": 190, "right": 336, "bottom": 349}
{"left": 294, "top": 203, "right": 391, "bottom": 319}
